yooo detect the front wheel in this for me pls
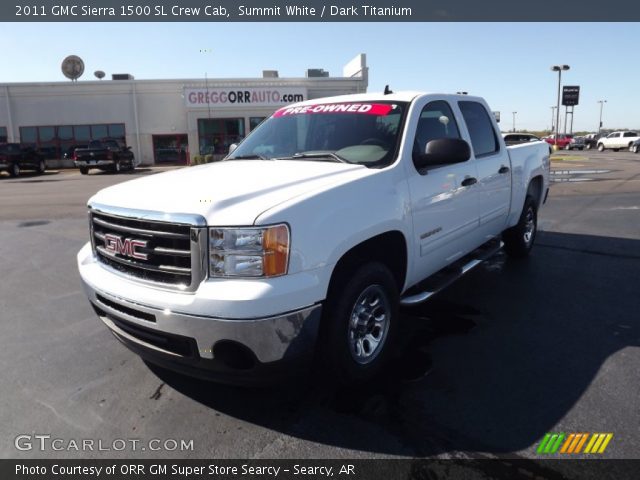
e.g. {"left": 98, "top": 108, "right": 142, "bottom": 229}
{"left": 79, "top": 167, "right": 89, "bottom": 175}
{"left": 36, "top": 159, "right": 46, "bottom": 174}
{"left": 585, "top": 143, "right": 592, "bottom": 150}
{"left": 112, "top": 161, "right": 121, "bottom": 173}
{"left": 322, "top": 262, "right": 399, "bottom": 384}
{"left": 503, "top": 195, "right": 537, "bottom": 258}
{"left": 598, "top": 144, "right": 605, "bottom": 152}
{"left": 565, "top": 145, "right": 571, "bottom": 150}
{"left": 632, "top": 145, "right": 639, "bottom": 154}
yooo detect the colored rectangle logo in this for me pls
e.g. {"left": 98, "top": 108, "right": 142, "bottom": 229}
{"left": 537, "top": 433, "right": 613, "bottom": 454}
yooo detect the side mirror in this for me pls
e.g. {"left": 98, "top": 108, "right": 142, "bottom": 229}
{"left": 228, "top": 143, "right": 238, "bottom": 154}
{"left": 414, "top": 138, "right": 471, "bottom": 170}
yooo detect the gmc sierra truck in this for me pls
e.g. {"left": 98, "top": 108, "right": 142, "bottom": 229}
{"left": 74, "top": 139, "right": 136, "bottom": 174}
{"left": 77, "top": 92, "right": 550, "bottom": 384}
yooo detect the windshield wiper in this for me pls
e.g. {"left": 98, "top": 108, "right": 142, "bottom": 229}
{"left": 226, "top": 154, "right": 269, "bottom": 160}
{"left": 278, "top": 151, "right": 349, "bottom": 163}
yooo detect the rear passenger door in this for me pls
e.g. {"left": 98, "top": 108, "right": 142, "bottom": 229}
{"left": 458, "top": 100, "right": 512, "bottom": 238}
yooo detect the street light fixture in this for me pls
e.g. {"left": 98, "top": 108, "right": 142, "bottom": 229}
{"left": 512, "top": 111, "right": 517, "bottom": 132}
{"left": 551, "top": 64, "right": 570, "bottom": 148}
{"left": 597, "top": 100, "right": 607, "bottom": 136}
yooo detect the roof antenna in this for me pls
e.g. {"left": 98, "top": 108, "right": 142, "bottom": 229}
{"left": 384, "top": 85, "right": 393, "bottom": 95}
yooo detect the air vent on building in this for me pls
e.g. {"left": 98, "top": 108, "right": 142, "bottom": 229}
{"left": 306, "top": 69, "right": 329, "bottom": 78}
{"left": 112, "top": 74, "right": 135, "bottom": 80}
{"left": 262, "top": 70, "right": 279, "bottom": 78}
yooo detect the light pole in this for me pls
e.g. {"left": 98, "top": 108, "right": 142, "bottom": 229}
{"left": 551, "top": 65, "right": 570, "bottom": 147}
{"left": 512, "top": 112, "right": 517, "bottom": 132}
{"left": 550, "top": 106, "right": 557, "bottom": 132}
{"left": 597, "top": 100, "right": 607, "bottom": 136}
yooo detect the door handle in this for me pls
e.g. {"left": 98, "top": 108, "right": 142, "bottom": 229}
{"left": 499, "top": 165, "right": 510, "bottom": 174}
{"left": 461, "top": 177, "right": 477, "bottom": 187}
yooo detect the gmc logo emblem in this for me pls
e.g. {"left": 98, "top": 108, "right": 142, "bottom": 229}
{"left": 104, "top": 233, "right": 148, "bottom": 260}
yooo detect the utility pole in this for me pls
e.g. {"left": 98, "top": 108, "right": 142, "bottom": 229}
{"left": 597, "top": 100, "right": 607, "bottom": 136}
{"left": 512, "top": 111, "right": 517, "bottom": 132}
{"left": 551, "top": 65, "right": 570, "bottom": 147}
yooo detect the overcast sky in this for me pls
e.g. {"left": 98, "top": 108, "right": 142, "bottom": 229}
{"left": 1, "top": 22, "right": 637, "bottom": 131}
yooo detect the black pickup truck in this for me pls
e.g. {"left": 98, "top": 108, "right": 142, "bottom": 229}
{"left": 74, "top": 139, "right": 135, "bottom": 174}
{"left": 0, "top": 143, "right": 46, "bottom": 177}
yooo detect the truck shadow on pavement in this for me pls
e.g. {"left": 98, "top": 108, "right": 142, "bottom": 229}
{"left": 150, "top": 231, "right": 640, "bottom": 456}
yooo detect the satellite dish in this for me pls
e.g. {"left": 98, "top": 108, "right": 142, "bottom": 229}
{"left": 94, "top": 70, "right": 105, "bottom": 80}
{"left": 61, "top": 55, "right": 85, "bottom": 81}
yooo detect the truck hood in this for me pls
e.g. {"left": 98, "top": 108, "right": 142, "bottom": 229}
{"left": 88, "top": 160, "right": 370, "bottom": 225}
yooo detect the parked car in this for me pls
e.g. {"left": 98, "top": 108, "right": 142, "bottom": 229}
{"left": 502, "top": 133, "right": 541, "bottom": 146}
{"left": 565, "top": 136, "right": 586, "bottom": 150}
{"left": 544, "top": 134, "right": 573, "bottom": 149}
{"left": 77, "top": 91, "right": 550, "bottom": 384}
{"left": 631, "top": 139, "right": 640, "bottom": 154}
{"left": 596, "top": 131, "right": 640, "bottom": 152}
{"left": 0, "top": 143, "right": 46, "bottom": 177}
{"left": 74, "top": 139, "right": 136, "bottom": 174}
{"left": 583, "top": 133, "right": 600, "bottom": 150}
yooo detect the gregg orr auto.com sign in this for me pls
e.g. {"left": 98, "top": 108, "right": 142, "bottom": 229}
{"left": 184, "top": 87, "right": 306, "bottom": 107}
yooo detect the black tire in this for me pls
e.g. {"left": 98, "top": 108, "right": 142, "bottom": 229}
{"left": 503, "top": 195, "right": 538, "bottom": 258}
{"left": 597, "top": 144, "right": 605, "bottom": 152}
{"left": 36, "top": 159, "right": 46, "bottom": 174}
{"left": 112, "top": 160, "right": 121, "bottom": 173}
{"left": 564, "top": 145, "right": 571, "bottom": 150}
{"left": 9, "top": 162, "right": 20, "bottom": 177}
{"left": 585, "top": 143, "right": 592, "bottom": 150}
{"left": 632, "top": 145, "right": 639, "bottom": 154}
{"left": 322, "top": 262, "right": 399, "bottom": 384}
{"left": 79, "top": 167, "right": 89, "bottom": 175}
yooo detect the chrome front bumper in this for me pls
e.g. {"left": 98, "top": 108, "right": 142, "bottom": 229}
{"left": 82, "top": 282, "right": 322, "bottom": 367}
{"left": 75, "top": 160, "right": 115, "bottom": 167}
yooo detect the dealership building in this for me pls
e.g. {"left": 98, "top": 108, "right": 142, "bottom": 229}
{"left": 0, "top": 54, "right": 368, "bottom": 166}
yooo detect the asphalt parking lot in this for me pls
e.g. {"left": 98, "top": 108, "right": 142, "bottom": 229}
{"left": 1, "top": 152, "right": 639, "bottom": 461}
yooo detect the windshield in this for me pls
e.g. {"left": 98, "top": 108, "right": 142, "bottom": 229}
{"left": 227, "top": 101, "right": 407, "bottom": 167}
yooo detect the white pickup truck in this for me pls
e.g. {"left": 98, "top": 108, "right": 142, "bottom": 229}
{"left": 596, "top": 131, "right": 640, "bottom": 151}
{"left": 77, "top": 91, "right": 550, "bottom": 384}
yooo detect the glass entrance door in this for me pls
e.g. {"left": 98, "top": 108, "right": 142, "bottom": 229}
{"left": 152, "top": 134, "right": 188, "bottom": 165}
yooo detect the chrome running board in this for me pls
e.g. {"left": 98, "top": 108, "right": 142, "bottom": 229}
{"left": 400, "top": 239, "right": 503, "bottom": 306}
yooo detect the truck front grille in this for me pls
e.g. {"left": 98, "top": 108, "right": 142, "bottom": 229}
{"left": 89, "top": 205, "right": 207, "bottom": 291}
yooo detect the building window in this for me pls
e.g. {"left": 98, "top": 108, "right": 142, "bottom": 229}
{"left": 198, "top": 118, "right": 245, "bottom": 155}
{"left": 249, "top": 117, "right": 266, "bottom": 132}
{"left": 18, "top": 123, "right": 126, "bottom": 158}
{"left": 0, "top": 126, "right": 7, "bottom": 143}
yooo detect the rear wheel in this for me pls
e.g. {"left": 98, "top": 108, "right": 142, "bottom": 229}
{"left": 112, "top": 161, "right": 121, "bottom": 173}
{"left": 9, "top": 163, "right": 20, "bottom": 177}
{"left": 503, "top": 195, "right": 537, "bottom": 258}
{"left": 79, "top": 167, "right": 89, "bottom": 175}
{"left": 36, "top": 159, "right": 46, "bottom": 174}
{"left": 564, "top": 144, "right": 571, "bottom": 150}
{"left": 322, "top": 262, "right": 399, "bottom": 384}
{"left": 632, "top": 145, "right": 639, "bottom": 154}
{"left": 585, "top": 143, "right": 592, "bottom": 150}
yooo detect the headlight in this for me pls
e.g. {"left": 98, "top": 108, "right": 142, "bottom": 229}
{"left": 209, "top": 224, "right": 290, "bottom": 278}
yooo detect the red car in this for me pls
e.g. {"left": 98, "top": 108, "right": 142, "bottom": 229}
{"left": 545, "top": 134, "right": 573, "bottom": 149}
